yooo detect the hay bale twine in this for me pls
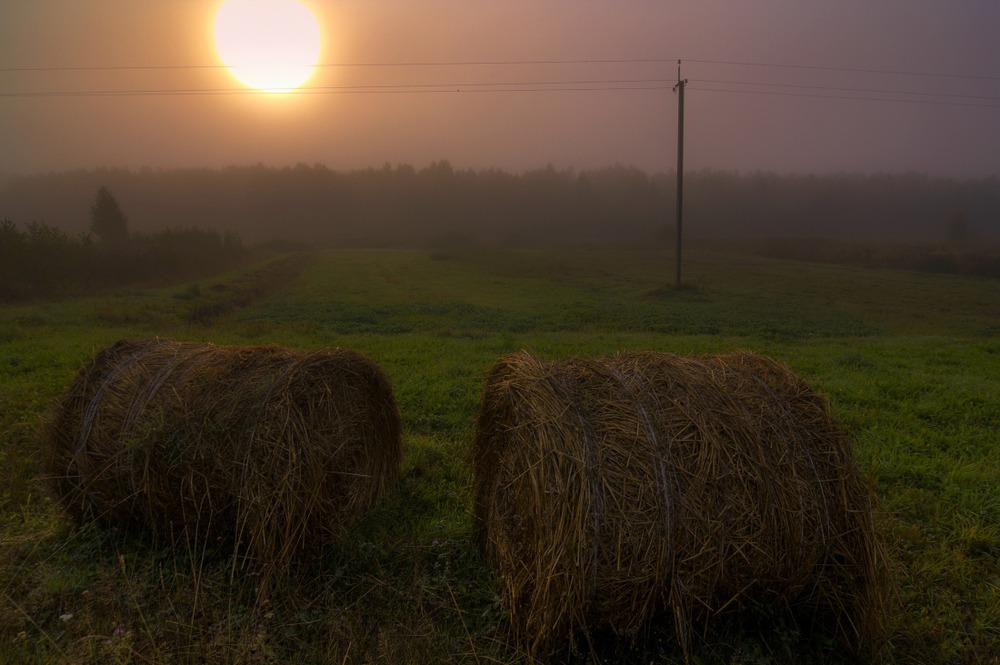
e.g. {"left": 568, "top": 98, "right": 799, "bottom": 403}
{"left": 43, "top": 338, "right": 402, "bottom": 575}
{"left": 473, "top": 350, "right": 887, "bottom": 661}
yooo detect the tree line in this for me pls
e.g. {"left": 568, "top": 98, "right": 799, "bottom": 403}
{"left": 2, "top": 163, "right": 997, "bottom": 248}
{"left": 1, "top": 187, "right": 246, "bottom": 300}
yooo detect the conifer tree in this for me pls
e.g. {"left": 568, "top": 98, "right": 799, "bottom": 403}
{"left": 89, "top": 186, "right": 129, "bottom": 247}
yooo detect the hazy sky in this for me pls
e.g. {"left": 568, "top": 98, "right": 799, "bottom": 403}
{"left": 2, "top": 1, "right": 998, "bottom": 177}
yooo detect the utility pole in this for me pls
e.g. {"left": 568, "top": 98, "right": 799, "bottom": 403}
{"left": 673, "top": 60, "right": 687, "bottom": 288}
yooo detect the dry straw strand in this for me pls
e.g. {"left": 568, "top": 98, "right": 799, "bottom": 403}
{"left": 473, "top": 350, "right": 888, "bottom": 662}
{"left": 42, "top": 338, "right": 403, "bottom": 579}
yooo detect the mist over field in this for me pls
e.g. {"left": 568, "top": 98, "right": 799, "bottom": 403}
{"left": 2, "top": 2, "right": 1000, "bottom": 662}
{"left": 4, "top": 3, "right": 997, "bottom": 256}
{"left": 3, "top": 165, "right": 998, "bottom": 247}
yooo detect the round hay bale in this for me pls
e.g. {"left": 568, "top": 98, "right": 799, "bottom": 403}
{"left": 473, "top": 350, "right": 887, "bottom": 661}
{"left": 42, "top": 338, "right": 402, "bottom": 575}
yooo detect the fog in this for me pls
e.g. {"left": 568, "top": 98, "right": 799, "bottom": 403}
{"left": 3, "top": 2, "right": 998, "bottom": 253}
{"left": 4, "top": 165, "right": 998, "bottom": 247}
{"left": 1, "top": 1, "right": 998, "bottom": 177}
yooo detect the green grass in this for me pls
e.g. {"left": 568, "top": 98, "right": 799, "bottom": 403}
{"left": 1, "top": 247, "right": 998, "bottom": 664}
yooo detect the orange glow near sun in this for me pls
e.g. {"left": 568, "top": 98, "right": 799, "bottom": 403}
{"left": 214, "top": 0, "right": 321, "bottom": 93}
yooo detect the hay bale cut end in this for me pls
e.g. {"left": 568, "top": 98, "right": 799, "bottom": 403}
{"left": 42, "top": 338, "right": 402, "bottom": 575}
{"left": 473, "top": 350, "right": 887, "bottom": 661}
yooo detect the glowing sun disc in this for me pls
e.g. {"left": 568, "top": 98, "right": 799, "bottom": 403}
{"left": 214, "top": 0, "right": 321, "bottom": 93}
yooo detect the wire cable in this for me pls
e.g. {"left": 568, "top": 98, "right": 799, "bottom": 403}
{"left": 2, "top": 57, "right": 996, "bottom": 82}
{"left": 690, "top": 78, "right": 1000, "bottom": 102}
{"left": 0, "top": 58, "right": 679, "bottom": 74}
{"left": 687, "top": 85, "right": 1000, "bottom": 109}
{"left": 0, "top": 80, "right": 674, "bottom": 98}
{"left": 685, "top": 58, "right": 1000, "bottom": 82}
{"left": 1, "top": 58, "right": 995, "bottom": 107}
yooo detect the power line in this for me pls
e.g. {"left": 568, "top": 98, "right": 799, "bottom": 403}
{"left": 3, "top": 77, "right": 993, "bottom": 107}
{"left": 1, "top": 57, "right": 996, "bottom": 83}
{"left": 685, "top": 58, "right": 1000, "bottom": 82}
{"left": 687, "top": 85, "right": 1000, "bottom": 109}
{"left": 0, "top": 87, "right": 673, "bottom": 98}
{"left": 0, "top": 80, "right": 674, "bottom": 98}
{"left": 0, "top": 58, "right": 679, "bottom": 74}
{"left": 2, "top": 81, "right": 994, "bottom": 107}
{"left": 0, "top": 78, "right": 675, "bottom": 97}
{"left": 690, "top": 78, "right": 1000, "bottom": 102}
{"left": 1, "top": 56, "right": 995, "bottom": 107}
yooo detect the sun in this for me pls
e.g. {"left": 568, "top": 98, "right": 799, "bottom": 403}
{"left": 214, "top": 0, "right": 321, "bottom": 93}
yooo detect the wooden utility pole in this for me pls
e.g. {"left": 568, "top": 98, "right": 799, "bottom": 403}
{"left": 673, "top": 60, "right": 687, "bottom": 288}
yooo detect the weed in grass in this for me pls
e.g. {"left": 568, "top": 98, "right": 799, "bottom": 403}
{"left": 174, "top": 283, "right": 203, "bottom": 300}
{"left": 0, "top": 326, "right": 25, "bottom": 344}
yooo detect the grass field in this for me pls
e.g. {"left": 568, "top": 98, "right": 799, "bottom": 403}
{"left": 1, "top": 247, "right": 998, "bottom": 664}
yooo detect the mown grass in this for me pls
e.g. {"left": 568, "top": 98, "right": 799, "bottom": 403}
{"left": 1, "top": 247, "right": 997, "bottom": 664}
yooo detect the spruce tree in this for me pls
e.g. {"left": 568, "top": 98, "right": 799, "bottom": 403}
{"left": 89, "top": 186, "right": 129, "bottom": 247}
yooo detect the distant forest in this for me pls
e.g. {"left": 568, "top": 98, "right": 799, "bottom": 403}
{"left": 2, "top": 163, "right": 997, "bottom": 247}
{"left": 0, "top": 219, "right": 246, "bottom": 301}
